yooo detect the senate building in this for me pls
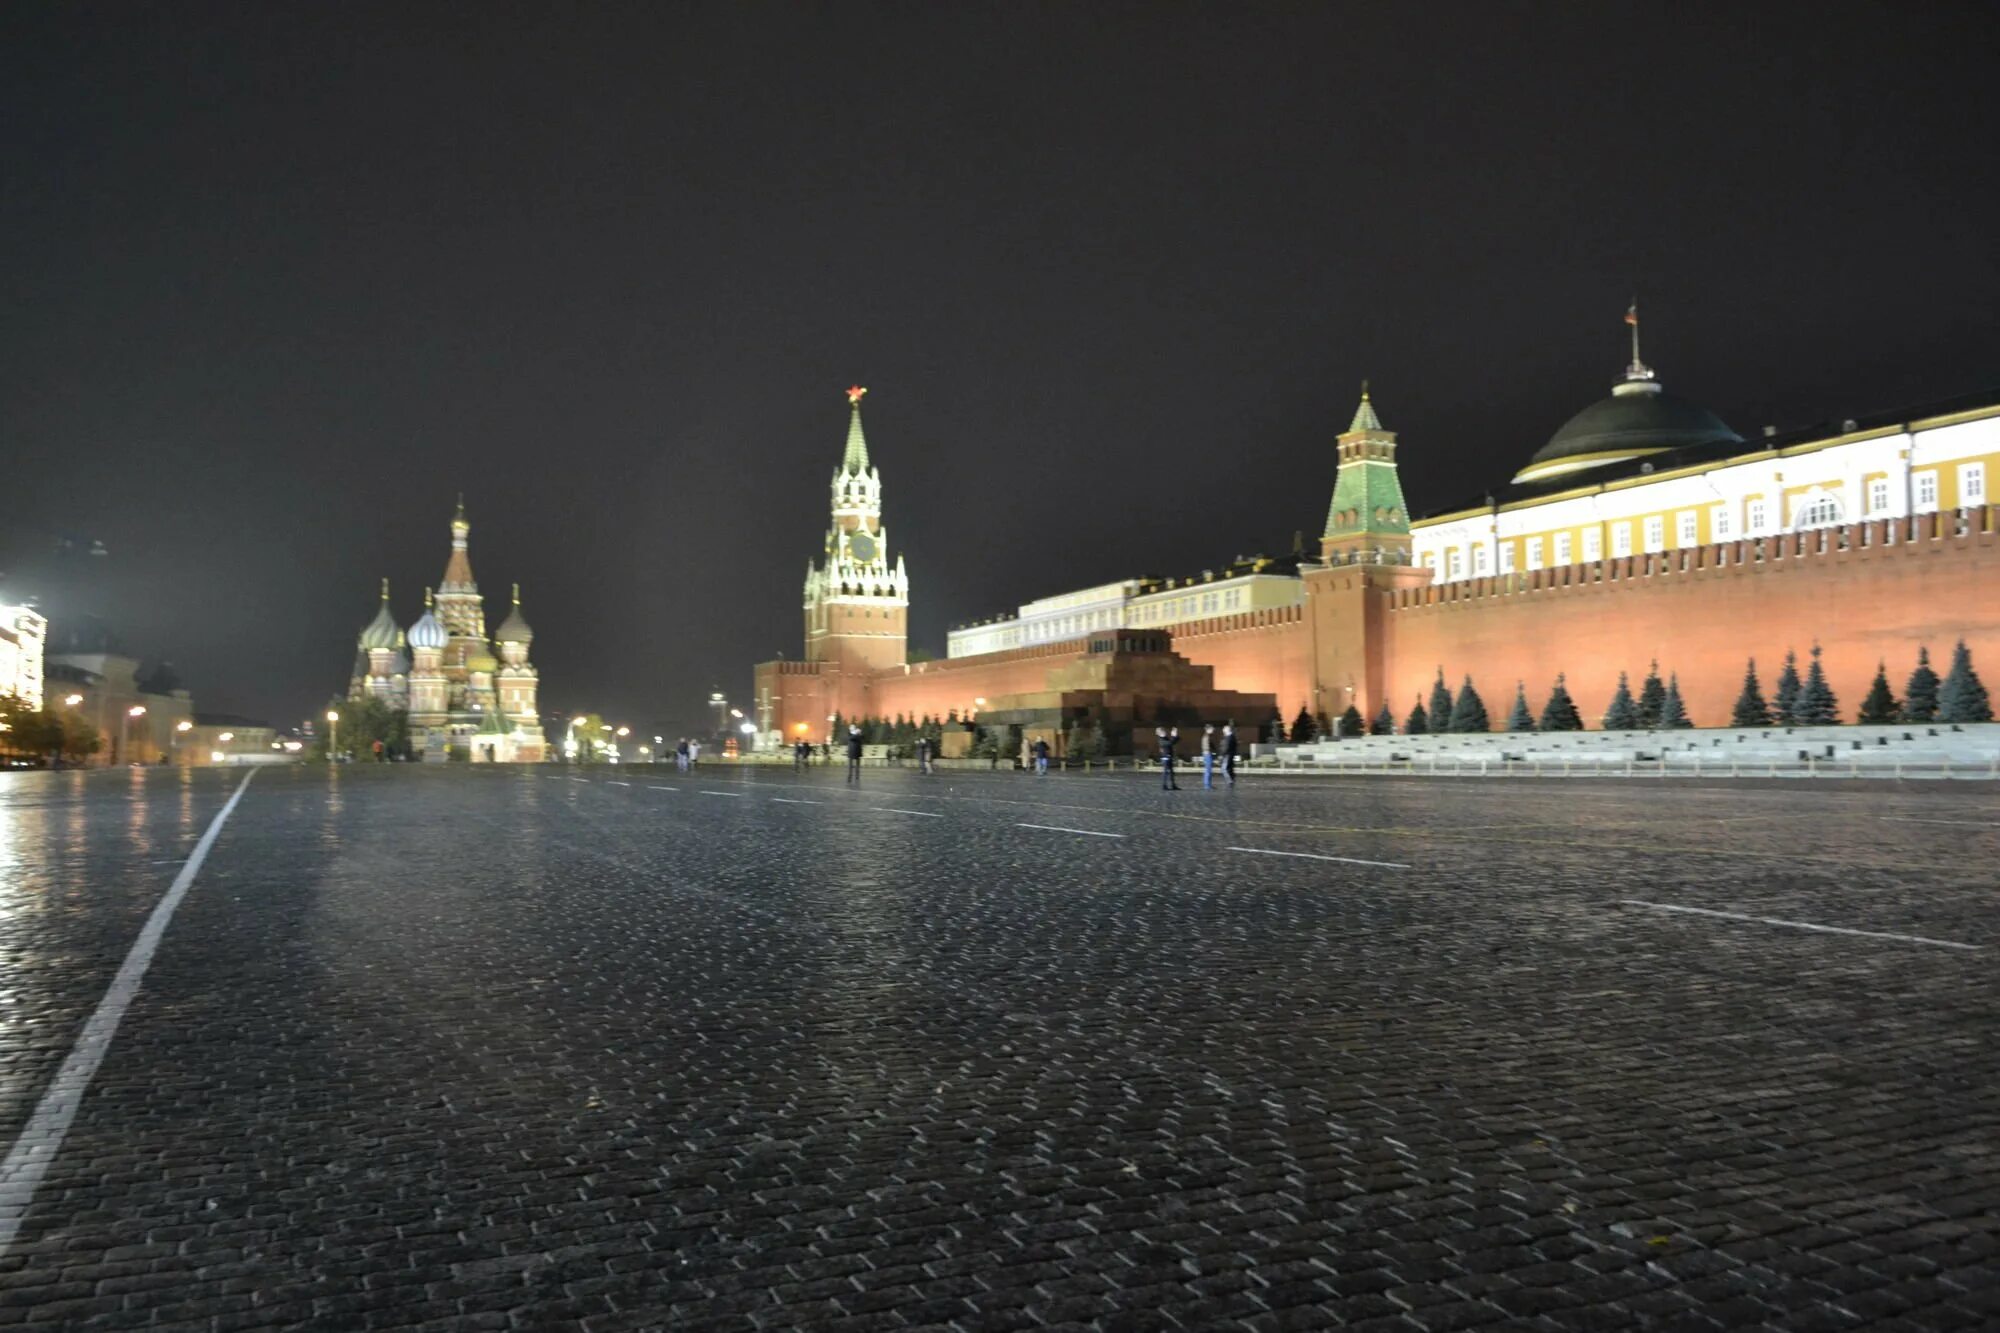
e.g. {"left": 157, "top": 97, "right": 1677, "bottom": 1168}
{"left": 753, "top": 321, "right": 2000, "bottom": 752}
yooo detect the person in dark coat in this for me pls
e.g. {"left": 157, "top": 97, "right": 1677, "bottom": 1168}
{"left": 1032, "top": 737, "right": 1051, "bottom": 775}
{"left": 1157, "top": 725, "right": 1180, "bottom": 790}
{"left": 1222, "top": 722, "right": 1239, "bottom": 785}
{"left": 845, "top": 724, "right": 864, "bottom": 783}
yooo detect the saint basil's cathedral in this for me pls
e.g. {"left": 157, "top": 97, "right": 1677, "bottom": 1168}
{"left": 347, "top": 500, "right": 546, "bottom": 762}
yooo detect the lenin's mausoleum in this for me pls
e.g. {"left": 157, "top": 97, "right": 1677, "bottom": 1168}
{"left": 753, "top": 331, "right": 2000, "bottom": 752}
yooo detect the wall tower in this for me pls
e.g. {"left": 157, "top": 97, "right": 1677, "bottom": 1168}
{"left": 803, "top": 386, "right": 909, "bottom": 677}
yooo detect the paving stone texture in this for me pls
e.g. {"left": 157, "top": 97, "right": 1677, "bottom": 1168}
{"left": 1, "top": 763, "right": 1997, "bottom": 1330}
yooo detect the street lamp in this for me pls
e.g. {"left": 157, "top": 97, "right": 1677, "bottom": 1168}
{"left": 122, "top": 704, "right": 147, "bottom": 765}
{"left": 326, "top": 709, "right": 340, "bottom": 760}
{"left": 63, "top": 693, "right": 82, "bottom": 707}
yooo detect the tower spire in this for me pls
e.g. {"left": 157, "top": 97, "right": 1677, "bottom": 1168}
{"left": 380, "top": 577, "right": 390, "bottom": 601}
{"left": 1349, "top": 379, "right": 1384, "bottom": 433}
{"left": 842, "top": 385, "right": 871, "bottom": 473}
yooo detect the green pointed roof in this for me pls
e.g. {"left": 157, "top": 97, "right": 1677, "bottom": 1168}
{"left": 358, "top": 579, "right": 401, "bottom": 650}
{"left": 1349, "top": 382, "right": 1384, "bottom": 433}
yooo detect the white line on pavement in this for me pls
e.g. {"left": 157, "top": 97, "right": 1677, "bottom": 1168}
{"left": 872, "top": 808, "right": 943, "bottom": 817}
{"left": 700, "top": 791, "right": 742, "bottom": 798}
{"left": 1227, "top": 847, "right": 1411, "bottom": 869}
{"left": 646, "top": 786, "right": 679, "bottom": 792}
{"left": 770, "top": 798, "right": 821, "bottom": 804}
{"left": 0, "top": 769, "right": 258, "bottom": 1258}
{"left": 607, "top": 781, "right": 632, "bottom": 787}
{"left": 568, "top": 778, "right": 590, "bottom": 783}
{"left": 1618, "top": 900, "right": 1980, "bottom": 951}
{"left": 1017, "top": 823, "right": 1125, "bottom": 838}
{"left": 1880, "top": 816, "right": 1999, "bottom": 827}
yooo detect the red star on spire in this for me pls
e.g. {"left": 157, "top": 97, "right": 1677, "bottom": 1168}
{"left": 847, "top": 385, "right": 867, "bottom": 405}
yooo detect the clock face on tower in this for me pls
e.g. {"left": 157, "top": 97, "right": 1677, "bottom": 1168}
{"left": 848, "top": 532, "right": 878, "bottom": 562}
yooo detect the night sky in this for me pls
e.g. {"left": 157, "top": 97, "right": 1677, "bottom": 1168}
{"left": 5, "top": 3, "right": 1996, "bottom": 733}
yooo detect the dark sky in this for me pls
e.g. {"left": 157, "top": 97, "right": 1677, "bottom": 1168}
{"left": 5, "top": 2, "right": 1996, "bottom": 732}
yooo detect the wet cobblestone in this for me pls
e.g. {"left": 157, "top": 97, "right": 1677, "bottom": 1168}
{"left": 1, "top": 764, "right": 1996, "bottom": 1328}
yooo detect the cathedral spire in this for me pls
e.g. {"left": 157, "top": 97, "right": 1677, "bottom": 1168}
{"left": 842, "top": 385, "right": 871, "bottom": 473}
{"left": 441, "top": 496, "right": 476, "bottom": 591}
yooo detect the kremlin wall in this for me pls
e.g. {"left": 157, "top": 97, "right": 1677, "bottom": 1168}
{"left": 753, "top": 344, "right": 2000, "bottom": 754}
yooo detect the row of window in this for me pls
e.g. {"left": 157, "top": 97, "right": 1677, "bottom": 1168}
{"left": 1438, "top": 463, "right": 1988, "bottom": 578}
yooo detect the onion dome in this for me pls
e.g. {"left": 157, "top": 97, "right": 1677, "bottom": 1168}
{"left": 467, "top": 648, "right": 499, "bottom": 675}
{"left": 391, "top": 633, "right": 411, "bottom": 676}
{"left": 357, "top": 579, "right": 401, "bottom": 651}
{"left": 495, "top": 584, "right": 534, "bottom": 644}
{"left": 1512, "top": 304, "right": 1740, "bottom": 486}
{"left": 407, "top": 587, "right": 448, "bottom": 650}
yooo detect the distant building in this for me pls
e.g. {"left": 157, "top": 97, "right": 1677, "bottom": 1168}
{"left": 750, "top": 317, "right": 2000, "bottom": 735}
{"left": 45, "top": 645, "right": 194, "bottom": 765}
{"left": 0, "top": 603, "right": 47, "bottom": 710}
{"left": 185, "top": 712, "right": 285, "bottom": 765}
{"left": 345, "top": 500, "right": 546, "bottom": 762}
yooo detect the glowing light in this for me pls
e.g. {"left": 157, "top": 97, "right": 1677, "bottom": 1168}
{"left": 209, "top": 751, "right": 225, "bottom": 763}
{"left": 738, "top": 721, "right": 755, "bottom": 734}
{"left": 326, "top": 710, "right": 340, "bottom": 722}
{"left": 847, "top": 385, "right": 867, "bottom": 405}
{"left": 615, "top": 726, "right": 630, "bottom": 737}
{"left": 63, "top": 694, "right": 82, "bottom": 707}
{"left": 218, "top": 732, "right": 234, "bottom": 743}
{"left": 128, "top": 705, "right": 147, "bottom": 717}
{"left": 176, "top": 720, "right": 192, "bottom": 732}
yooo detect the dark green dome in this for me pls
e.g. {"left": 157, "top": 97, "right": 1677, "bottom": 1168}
{"left": 1515, "top": 379, "right": 1740, "bottom": 484}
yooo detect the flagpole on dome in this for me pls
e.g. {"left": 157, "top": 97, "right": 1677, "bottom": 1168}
{"left": 1624, "top": 298, "right": 1653, "bottom": 382}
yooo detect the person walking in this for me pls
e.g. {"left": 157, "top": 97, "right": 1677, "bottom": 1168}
{"left": 675, "top": 738, "right": 689, "bottom": 772}
{"left": 915, "top": 735, "right": 931, "bottom": 775}
{"left": 794, "top": 738, "right": 809, "bottom": 772}
{"left": 1157, "top": 725, "right": 1181, "bottom": 790}
{"left": 1032, "top": 736, "right": 1050, "bottom": 775}
{"left": 687, "top": 738, "right": 701, "bottom": 769}
{"left": 1222, "top": 722, "right": 1239, "bottom": 786}
{"left": 1200, "top": 724, "right": 1216, "bottom": 789}
{"left": 845, "top": 724, "right": 864, "bottom": 784}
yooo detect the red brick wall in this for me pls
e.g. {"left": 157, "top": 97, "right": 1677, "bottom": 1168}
{"left": 1159, "top": 607, "right": 1313, "bottom": 718}
{"left": 1382, "top": 511, "right": 2000, "bottom": 727}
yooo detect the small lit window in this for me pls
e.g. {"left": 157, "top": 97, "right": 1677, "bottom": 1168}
{"left": 1915, "top": 472, "right": 1938, "bottom": 512}
{"left": 1961, "top": 462, "right": 1986, "bottom": 505}
{"left": 1525, "top": 538, "right": 1543, "bottom": 571}
{"left": 1794, "top": 493, "right": 1843, "bottom": 530}
{"left": 1677, "top": 511, "right": 1698, "bottom": 548}
{"left": 1868, "top": 478, "right": 1890, "bottom": 514}
{"left": 1612, "top": 523, "right": 1632, "bottom": 557}
{"left": 1712, "top": 506, "right": 1734, "bottom": 541}
{"left": 1552, "top": 532, "right": 1572, "bottom": 566}
{"left": 1643, "top": 516, "right": 1665, "bottom": 553}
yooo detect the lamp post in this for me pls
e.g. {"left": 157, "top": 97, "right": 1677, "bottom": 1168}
{"left": 326, "top": 709, "right": 340, "bottom": 761}
{"left": 122, "top": 704, "right": 147, "bottom": 765}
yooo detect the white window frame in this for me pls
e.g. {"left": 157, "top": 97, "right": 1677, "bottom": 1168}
{"left": 1915, "top": 471, "right": 1938, "bottom": 512}
{"left": 1473, "top": 543, "right": 1491, "bottom": 576}
{"left": 1677, "top": 511, "right": 1698, "bottom": 548}
{"left": 1867, "top": 478, "right": 1890, "bottom": 515}
{"left": 1446, "top": 548, "right": 1463, "bottom": 580}
{"left": 1961, "top": 462, "right": 1986, "bottom": 505}
{"left": 1525, "top": 537, "right": 1544, "bottom": 571}
{"left": 1746, "top": 498, "right": 1769, "bottom": 534}
{"left": 1582, "top": 528, "right": 1603, "bottom": 562}
{"left": 1552, "top": 532, "right": 1572, "bottom": 566}
{"left": 1793, "top": 492, "right": 1844, "bottom": 530}
{"left": 1712, "top": 505, "right": 1734, "bottom": 542}
{"left": 1611, "top": 523, "right": 1632, "bottom": 558}
{"left": 1643, "top": 515, "right": 1665, "bottom": 553}
{"left": 1499, "top": 541, "right": 1516, "bottom": 574}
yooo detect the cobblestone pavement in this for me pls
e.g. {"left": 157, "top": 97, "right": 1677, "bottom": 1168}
{"left": 2, "top": 763, "right": 1997, "bottom": 1331}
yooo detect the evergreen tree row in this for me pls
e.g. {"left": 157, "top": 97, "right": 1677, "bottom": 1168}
{"left": 1731, "top": 640, "right": 1991, "bottom": 727}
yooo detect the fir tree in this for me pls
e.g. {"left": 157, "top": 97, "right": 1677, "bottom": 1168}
{"left": 1428, "top": 668, "right": 1453, "bottom": 729}
{"left": 1291, "top": 705, "right": 1317, "bottom": 743}
{"left": 1338, "top": 704, "right": 1366, "bottom": 738}
{"left": 1370, "top": 703, "right": 1394, "bottom": 735}
{"left": 1506, "top": 682, "right": 1536, "bottom": 732}
{"left": 1774, "top": 650, "right": 1801, "bottom": 724}
{"left": 1602, "top": 672, "right": 1639, "bottom": 730}
{"left": 1938, "top": 639, "right": 1994, "bottom": 723}
{"left": 1405, "top": 697, "right": 1430, "bottom": 735}
{"left": 1857, "top": 663, "right": 1899, "bottom": 725}
{"left": 1636, "top": 660, "right": 1666, "bottom": 729}
{"left": 1660, "top": 674, "right": 1693, "bottom": 728}
{"left": 1448, "top": 677, "right": 1490, "bottom": 733}
{"left": 1539, "top": 674, "right": 1583, "bottom": 731}
{"left": 1794, "top": 645, "right": 1840, "bottom": 725}
{"left": 1902, "top": 646, "right": 1941, "bottom": 723}
{"left": 1316, "top": 711, "right": 1334, "bottom": 741}
{"left": 1730, "top": 659, "right": 1772, "bottom": 727}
